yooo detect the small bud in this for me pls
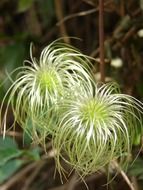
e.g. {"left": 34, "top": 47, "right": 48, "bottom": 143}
{"left": 137, "top": 29, "right": 143, "bottom": 37}
{"left": 111, "top": 58, "right": 123, "bottom": 68}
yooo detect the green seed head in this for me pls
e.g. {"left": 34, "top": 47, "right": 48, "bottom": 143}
{"left": 1, "top": 40, "right": 143, "bottom": 178}
{"left": 36, "top": 67, "right": 62, "bottom": 95}
{"left": 80, "top": 98, "right": 109, "bottom": 122}
{"left": 1, "top": 40, "right": 94, "bottom": 141}
{"left": 53, "top": 83, "right": 143, "bottom": 176}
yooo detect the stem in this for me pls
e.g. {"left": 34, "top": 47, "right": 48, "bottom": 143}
{"left": 113, "top": 161, "right": 135, "bottom": 190}
{"left": 0, "top": 162, "right": 37, "bottom": 190}
{"left": 99, "top": 0, "right": 105, "bottom": 82}
{"left": 55, "top": 0, "right": 70, "bottom": 44}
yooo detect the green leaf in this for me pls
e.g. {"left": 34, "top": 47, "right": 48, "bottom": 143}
{"left": 24, "top": 147, "right": 41, "bottom": 161}
{"left": 128, "top": 158, "right": 143, "bottom": 178}
{"left": 0, "top": 42, "right": 27, "bottom": 101}
{"left": 0, "top": 159, "right": 23, "bottom": 184}
{"left": 22, "top": 118, "right": 34, "bottom": 146}
{"left": 0, "top": 136, "right": 18, "bottom": 148}
{"left": 0, "top": 136, "right": 22, "bottom": 166}
{"left": 18, "top": 0, "right": 34, "bottom": 13}
{"left": 0, "top": 148, "right": 22, "bottom": 166}
{"left": 0, "top": 43, "right": 26, "bottom": 73}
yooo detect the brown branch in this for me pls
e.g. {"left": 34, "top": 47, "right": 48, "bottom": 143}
{"left": 56, "top": 0, "right": 112, "bottom": 26}
{"left": 0, "top": 162, "right": 37, "bottom": 190}
{"left": 113, "top": 26, "right": 136, "bottom": 50}
{"left": 48, "top": 172, "right": 104, "bottom": 190}
{"left": 21, "top": 161, "right": 45, "bottom": 190}
{"left": 99, "top": 0, "right": 105, "bottom": 83}
{"left": 120, "top": 0, "right": 125, "bottom": 17}
{"left": 0, "top": 148, "right": 55, "bottom": 190}
{"left": 57, "top": 8, "right": 97, "bottom": 25}
{"left": 54, "top": 0, "right": 70, "bottom": 44}
{"left": 67, "top": 173, "right": 78, "bottom": 190}
{"left": 113, "top": 161, "right": 136, "bottom": 190}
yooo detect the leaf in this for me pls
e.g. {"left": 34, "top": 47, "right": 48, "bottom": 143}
{"left": 18, "top": 0, "right": 34, "bottom": 13}
{"left": 128, "top": 158, "right": 143, "bottom": 178}
{"left": 0, "top": 136, "right": 18, "bottom": 148}
{"left": 0, "top": 159, "right": 23, "bottom": 184}
{"left": 24, "top": 147, "right": 41, "bottom": 161}
{"left": 0, "top": 43, "right": 26, "bottom": 73}
{"left": 0, "top": 136, "right": 22, "bottom": 166}
{"left": 0, "top": 42, "right": 27, "bottom": 101}
{"left": 0, "top": 148, "right": 22, "bottom": 166}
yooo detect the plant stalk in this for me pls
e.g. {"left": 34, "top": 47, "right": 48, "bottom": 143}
{"left": 99, "top": 0, "right": 105, "bottom": 82}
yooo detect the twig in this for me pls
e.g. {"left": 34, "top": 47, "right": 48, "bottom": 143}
{"left": 131, "top": 177, "right": 139, "bottom": 190}
{"left": 56, "top": 0, "right": 112, "bottom": 26}
{"left": 91, "top": 25, "right": 136, "bottom": 58}
{"left": 48, "top": 184, "right": 66, "bottom": 190}
{"left": 21, "top": 161, "right": 45, "bottom": 190}
{"left": 26, "top": 4, "right": 42, "bottom": 37}
{"left": 113, "top": 161, "right": 135, "bottom": 190}
{"left": 120, "top": 0, "right": 125, "bottom": 17}
{"left": 99, "top": 0, "right": 105, "bottom": 83}
{"left": 0, "top": 131, "right": 22, "bottom": 138}
{"left": 0, "top": 162, "right": 37, "bottom": 190}
{"left": 48, "top": 172, "right": 104, "bottom": 190}
{"left": 113, "top": 26, "right": 136, "bottom": 50}
{"left": 54, "top": 0, "right": 70, "bottom": 43}
{"left": 82, "top": 0, "right": 95, "bottom": 6}
{"left": 67, "top": 173, "right": 78, "bottom": 190}
{"left": 0, "top": 148, "right": 55, "bottom": 190}
{"left": 57, "top": 8, "right": 97, "bottom": 25}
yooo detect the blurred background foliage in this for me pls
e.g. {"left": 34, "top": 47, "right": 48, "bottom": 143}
{"left": 0, "top": 0, "right": 143, "bottom": 190}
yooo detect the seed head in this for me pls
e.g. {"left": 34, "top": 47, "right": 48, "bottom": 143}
{"left": 53, "top": 83, "right": 143, "bottom": 176}
{"left": 1, "top": 41, "right": 94, "bottom": 140}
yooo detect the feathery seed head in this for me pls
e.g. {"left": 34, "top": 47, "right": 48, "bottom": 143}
{"left": 1, "top": 41, "right": 94, "bottom": 139}
{"left": 53, "top": 83, "right": 143, "bottom": 176}
{"left": 1, "top": 40, "right": 143, "bottom": 178}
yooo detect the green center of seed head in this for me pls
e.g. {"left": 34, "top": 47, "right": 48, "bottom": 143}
{"left": 81, "top": 98, "right": 108, "bottom": 123}
{"left": 37, "top": 68, "right": 60, "bottom": 93}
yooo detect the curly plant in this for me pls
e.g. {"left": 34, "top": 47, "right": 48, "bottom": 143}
{"left": 1, "top": 41, "right": 94, "bottom": 141}
{"left": 53, "top": 83, "right": 143, "bottom": 177}
{"left": 1, "top": 40, "right": 143, "bottom": 178}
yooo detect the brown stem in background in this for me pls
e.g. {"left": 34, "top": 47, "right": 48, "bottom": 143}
{"left": 99, "top": 0, "right": 105, "bottom": 83}
{"left": 113, "top": 161, "right": 136, "bottom": 190}
{"left": 0, "top": 162, "right": 38, "bottom": 190}
{"left": 55, "top": 0, "right": 70, "bottom": 44}
{"left": 120, "top": 0, "right": 125, "bottom": 17}
{"left": 56, "top": 0, "right": 112, "bottom": 25}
